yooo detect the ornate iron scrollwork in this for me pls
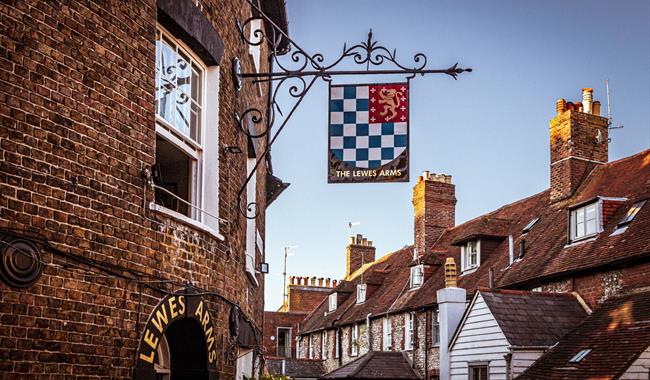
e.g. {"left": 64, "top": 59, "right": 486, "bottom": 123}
{"left": 233, "top": 0, "right": 472, "bottom": 219}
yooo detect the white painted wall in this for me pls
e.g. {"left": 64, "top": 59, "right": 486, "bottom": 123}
{"left": 511, "top": 349, "right": 543, "bottom": 377}
{"left": 449, "top": 293, "right": 510, "bottom": 380}
{"left": 620, "top": 345, "right": 650, "bottom": 379}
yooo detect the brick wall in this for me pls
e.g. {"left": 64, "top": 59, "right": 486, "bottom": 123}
{"left": 541, "top": 261, "right": 650, "bottom": 308}
{"left": 0, "top": 0, "right": 275, "bottom": 378}
{"left": 413, "top": 173, "right": 456, "bottom": 255}
{"left": 262, "top": 311, "right": 306, "bottom": 359}
{"left": 549, "top": 107, "right": 609, "bottom": 201}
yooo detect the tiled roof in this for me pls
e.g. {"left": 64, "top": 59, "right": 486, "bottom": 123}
{"left": 299, "top": 149, "right": 650, "bottom": 333}
{"left": 266, "top": 358, "right": 325, "bottom": 378}
{"left": 478, "top": 288, "right": 588, "bottom": 347}
{"left": 518, "top": 288, "right": 650, "bottom": 379}
{"left": 321, "top": 351, "right": 421, "bottom": 379}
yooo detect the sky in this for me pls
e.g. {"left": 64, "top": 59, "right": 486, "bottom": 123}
{"left": 263, "top": 0, "right": 650, "bottom": 311}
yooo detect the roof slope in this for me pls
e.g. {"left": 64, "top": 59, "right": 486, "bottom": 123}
{"left": 321, "top": 351, "right": 421, "bottom": 379}
{"left": 518, "top": 288, "right": 650, "bottom": 379}
{"left": 299, "top": 150, "right": 650, "bottom": 334}
{"left": 479, "top": 289, "right": 587, "bottom": 347}
{"left": 266, "top": 358, "right": 325, "bottom": 378}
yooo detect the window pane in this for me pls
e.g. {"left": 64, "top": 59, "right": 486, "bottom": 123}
{"left": 155, "top": 136, "right": 193, "bottom": 217}
{"left": 586, "top": 218, "right": 597, "bottom": 235}
{"left": 576, "top": 208, "right": 585, "bottom": 223}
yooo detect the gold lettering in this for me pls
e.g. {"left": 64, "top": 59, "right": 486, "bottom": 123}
{"left": 139, "top": 350, "right": 155, "bottom": 363}
{"left": 209, "top": 350, "right": 216, "bottom": 363}
{"left": 168, "top": 296, "right": 178, "bottom": 319}
{"left": 151, "top": 306, "right": 169, "bottom": 333}
{"left": 194, "top": 300, "right": 204, "bottom": 319}
{"left": 205, "top": 326, "right": 214, "bottom": 351}
{"left": 202, "top": 308, "right": 209, "bottom": 330}
{"left": 144, "top": 329, "right": 159, "bottom": 350}
{"left": 178, "top": 296, "right": 186, "bottom": 315}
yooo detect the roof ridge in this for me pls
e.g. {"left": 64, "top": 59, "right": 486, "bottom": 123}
{"left": 479, "top": 287, "right": 577, "bottom": 298}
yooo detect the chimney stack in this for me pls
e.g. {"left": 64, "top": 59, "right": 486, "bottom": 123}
{"left": 550, "top": 88, "right": 609, "bottom": 201}
{"left": 345, "top": 234, "right": 376, "bottom": 279}
{"left": 413, "top": 172, "right": 456, "bottom": 256}
{"left": 437, "top": 257, "right": 466, "bottom": 380}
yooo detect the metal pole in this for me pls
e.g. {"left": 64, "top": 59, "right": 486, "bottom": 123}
{"left": 282, "top": 247, "right": 288, "bottom": 304}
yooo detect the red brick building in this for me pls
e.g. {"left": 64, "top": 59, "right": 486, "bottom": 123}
{"left": 296, "top": 89, "right": 650, "bottom": 379}
{"left": 0, "top": 0, "right": 289, "bottom": 378}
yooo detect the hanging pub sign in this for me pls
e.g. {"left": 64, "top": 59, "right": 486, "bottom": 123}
{"left": 328, "top": 82, "right": 409, "bottom": 183}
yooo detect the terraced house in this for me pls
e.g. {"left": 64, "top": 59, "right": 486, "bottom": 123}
{"left": 296, "top": 89, "right": 650, "bottom": 380}
{"left": 0, "top": 0, "right": 289, "bottom": 378}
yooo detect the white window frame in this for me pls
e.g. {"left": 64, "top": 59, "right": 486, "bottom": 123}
{"left": 296, "top": 336, "right": 302, "bottom": 359}
{"left": 334, "top": 330, "right": 340, "bottom": 358}
{"left": 468, "top": 362, "right": 489, "bottom": 380}
{"left": 351, "top": 324, "right": 359, "bottom": 357}
{"left": 357, "top": 284, "right": 367, "bottom": 304}
{"left": 245, "top": 158, "right": 259, "bottom": 286}
{"left": 410, "top": 265, "right": 424, "bottom": 289}
{"left": 404, "top": 312, "right": 415, "bottom": 350}
{"left": 152, "top": 25, "right": 223, "bottom": 239}
{"left": 461, "top": 240, "right": 481, "bottom": 272}
{"left": 383, "top": 317, "right": 392, "bottom": 351}
{"left": 570, "top": 202, "right": 600, "bottom": 242}
{"left": 308, "top": 334, "right": 314, "bottom": 359}
{"left": 321, "top": 331, "right": 327, "bottom": 360}
{"left": 328, "top": 293, "right": 337, "bottom": 312}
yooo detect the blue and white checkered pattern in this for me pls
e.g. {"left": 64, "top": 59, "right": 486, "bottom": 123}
{"left": 329, "top": 85, "right": 407, "bottom": 169}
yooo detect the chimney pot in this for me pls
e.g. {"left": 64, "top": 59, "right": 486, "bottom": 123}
{"left": 303, "top": 276, "right": 309, "bottom": 285}
{"left": 592, "top": 101, "right": 601, "bottom": 116}
{"left": 310, "top": 276, "right": 316, "bottom": 286}
{"left": 362, "top": 238, "right": 367, "bottom": 246}
{"left": 444, "top": 257, "right": 457, "bottom": 288}
{"left": 332, "top": 279, "right": 338, "bottom": 287}
{"left": 290, "top": 276, "right": 295, "bottom": 285}
{"left": 423, "top": 170, "right": 430, "bottom": 180}
{"left": 582, "top": 88, "right": 593, "bottom": 114}
{"left": 367, "top": 240, "right": 373, "bottom": 247}
{"left": 318, "top": 278, "right": 324, "bottom": 287}
{"left": 356, "top": 234, "right": 362, "bottom": 244}
{"left": 556, "top": 99, "right": 566, "bottom": 114}
{"left": 325, "top": 278, "right": 331, "bottom": 287}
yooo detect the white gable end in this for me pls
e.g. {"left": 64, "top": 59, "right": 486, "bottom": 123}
{"left": 449, "top": 292, "right": 510, "bottom": 380}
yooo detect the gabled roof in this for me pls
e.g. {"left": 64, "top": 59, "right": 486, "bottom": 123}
{"left": 320, "top": 351, "right": 421, "bottom": 379}
{"left": 479, "top": 288, "right": 588, "bottom": 347}
{"left": 518, "top": 288, "right": 650, "bottom": 379}
{"left": 299, "top": 150, "right": 650, "bottom": 334}
{"left": 266, "top": 358, "right": 325, "bottom": 378}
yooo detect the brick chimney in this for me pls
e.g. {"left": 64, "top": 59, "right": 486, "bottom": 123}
{"left": 345, "top": 234, "right": 376, "bottom": 279}
{"left": 413, "top": 171, "right": 456, "bottom": 256}
{"left": 550, "top": 88, "right": 609, "bottom": 202}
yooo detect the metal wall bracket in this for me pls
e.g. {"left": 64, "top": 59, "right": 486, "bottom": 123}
{"left": 234, "top": 0, "right": 472, "bottom": 219}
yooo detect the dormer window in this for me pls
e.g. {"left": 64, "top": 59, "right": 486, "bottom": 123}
{"left": 328, "top": 293, "right": 337, "bottom": 312}
{"left": 410, "top": 265, "right": 424, "bottom": 288}
{"left": 356, "top": 284, "right": 367, "bottom": 304}
{"left": 570, "top": 202, "right": 599, "bottom": 242}
{"left": 461, "top": 240, "right": 480, "bottom": 272}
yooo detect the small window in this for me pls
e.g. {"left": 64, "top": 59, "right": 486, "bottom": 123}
{"left": 410, "top": 265, "right": 424, "bottom": 288}
{"left": 308, "top": 335, "right": 314, "bottom": 359}
{"left": 618, "top": 200, "right": 646, "bottom": 227}
{"left": 570, "top": 202, "right": 599, "bottom": 241}
{"left": 522, "top": 217, "right": 539, "bottom": 233}
{"left": 334, "top": 330, "right": 340, "bottom": 358}
{"left": 404, "top": 312, "right": 415, "bottom": 350}
{"left": 357, "top": 284, "right": 367, "bottom": 304}
{"left": 276, "top": 327, "right": 291, "bottom": 358}
{"left": 321, "top": 331, "right": 327, "bottom": 360}
{"left": 383, "top": 317, "right": 392, "bottom": 351}
{"left": 328, "top": 293, "right": 337, "bottom": 312}
{"left": 431, "top": 310, "right": 440, "bottom": 346}
{"left": 462, "top": 240, "right": 480, "bottom": 271}
{"left": 569, "top": 348, "right": 592, "bottom": 363}
{"left": 351, "top": 324, "right": 359, "bottom": 357}
{"left": 469, "top": 364, "right": 488, "bottom": 380}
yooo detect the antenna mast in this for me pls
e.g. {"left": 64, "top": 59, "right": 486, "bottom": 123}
{"left": 606, "top": 79, "right": 624, "bottom": 130}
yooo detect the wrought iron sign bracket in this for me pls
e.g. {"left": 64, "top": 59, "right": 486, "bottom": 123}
{"left": 234, "top": 0, "right": 472, "bottom": 219}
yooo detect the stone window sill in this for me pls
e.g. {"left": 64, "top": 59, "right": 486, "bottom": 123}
{"left": 149, "top": 202, "right": 225, "bottom": 241}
